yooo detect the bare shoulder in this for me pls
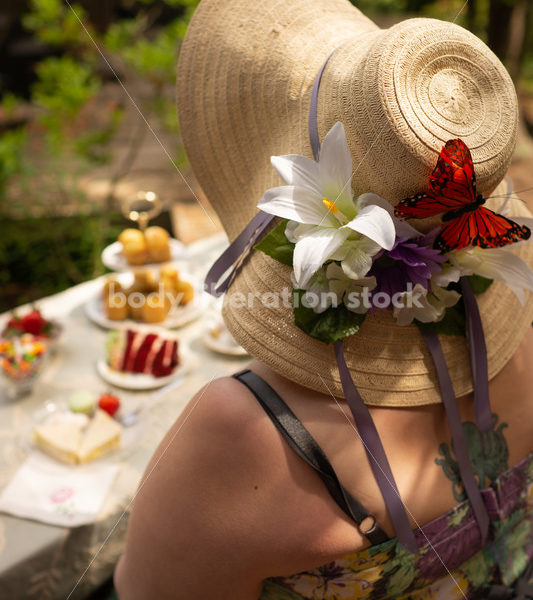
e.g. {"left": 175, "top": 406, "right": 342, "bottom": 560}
{"left": 115, "top": 375, "right": 357, "bottom": 599}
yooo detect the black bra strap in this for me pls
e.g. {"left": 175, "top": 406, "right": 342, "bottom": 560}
{"left": 232, "top": 369, "right": 389, "bottom": 545}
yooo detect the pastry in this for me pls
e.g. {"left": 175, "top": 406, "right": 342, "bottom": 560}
{"left": 100, "top": 270, "right": 194, "bottom": 324}
{"left": 118, "top": 228, "right": 148, "bottom": 265}
{"left": 144, "top": 226, "right": 171, "bottom": 262}
{"left": 141, "top": 299, "right": 170, "bottom": 323}
{"left": 175, "top": 280, "right": 195, "bottom": 305}
{"left": 67, "top": 390, "right": 95, "bottom": 415}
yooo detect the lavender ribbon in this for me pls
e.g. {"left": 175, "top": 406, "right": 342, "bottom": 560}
{"left": 204, "top": 49, "right": 337, "bottom": 298}
{"left": 204, "top": 211, "right": 274, "bottom": 297}
{"left": 308, "top": 50, "right": 337, "bottom": 161}
{"left": 460, "top": 277, "right": 492, "bottom": 433}
{"left": 420, "top": 329, "right": 490, "bottom": 545}
{"left": 334, "top": 340, "right": 418, "bottom": 553}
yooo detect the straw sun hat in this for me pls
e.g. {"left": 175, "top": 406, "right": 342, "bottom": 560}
{"left": 177, "top": 0, "right": 533, "bottom": 406}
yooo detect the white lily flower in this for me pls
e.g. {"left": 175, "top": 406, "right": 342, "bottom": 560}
{"left": 392, "top": 283, "right": 460, "bottom": 326}
{"left": 450, "top": 247, "right": 533, "bottom": 305}
{"left": 257, "top": 122, "right": 396, "bottom": 288}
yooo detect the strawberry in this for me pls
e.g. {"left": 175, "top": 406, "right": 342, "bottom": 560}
{"left": 21, "top": 310, "right": 47, "bottom": 336}
{"left": 6, "top": 315, "right": 23, "bottom": 331}
{"left": 98, "top": 393, "right": 121, "bottom": 417}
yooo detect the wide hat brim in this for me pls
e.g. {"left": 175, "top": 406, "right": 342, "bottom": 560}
{"left": 178, "top": 0, "right": 533, "bottom": 406}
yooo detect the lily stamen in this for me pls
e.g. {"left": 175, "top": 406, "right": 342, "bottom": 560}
{"left": 323, "top": 197, "right": 339, "bottom": 215}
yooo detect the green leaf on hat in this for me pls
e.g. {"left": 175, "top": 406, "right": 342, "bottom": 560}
{"left": 415, "top": 302, "right": 466, "bottom": 337}
{"left": 293, "top": 289, "right": 366, "bottom": 344}
{"left": 465, "top": 274, "right": 493, "bottom": 294}
{"left": 254, "top": 219, "right": 294, "bottom": 267}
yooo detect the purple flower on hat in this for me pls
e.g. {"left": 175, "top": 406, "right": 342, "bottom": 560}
{"left": 369, "top": 235, "right": 446, "bottom": 298}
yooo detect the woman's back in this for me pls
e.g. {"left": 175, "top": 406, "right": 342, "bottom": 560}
{"left": 115, "top": 329, "right": 533, "bottom": 599}
{"left": 251, "top": 328, "right": 533, "bottom": 598}
{"left": 249, "top": 327, "right": 533, "bottom": 543}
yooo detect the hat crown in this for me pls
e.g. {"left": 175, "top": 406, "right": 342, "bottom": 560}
{"left": 319, "top": 18, "right": 517, "bottom": 206}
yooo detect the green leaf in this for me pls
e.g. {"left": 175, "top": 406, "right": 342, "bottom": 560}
{"left": 254, "top": 220, "right": 295, "bottom": 267}
{"left": 415, "top": 299, "right": 466, "bottom": 337}
{"left": 293, "top": 290, "right": 366, "bottom": 344}
{"left": 466, "top": 274, "right": 493, "bottom": 295}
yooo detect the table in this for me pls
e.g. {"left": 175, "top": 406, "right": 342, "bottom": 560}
{"left": 0, "top": 233, "right": 249, "bottom": 600}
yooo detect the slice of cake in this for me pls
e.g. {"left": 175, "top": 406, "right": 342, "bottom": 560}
{"left": 34, "top": 410, "right": 122, "bottom": 465}
{"left": 34, "top": 414, "right": 88, "bottom": 465}
{"left": 106, "top": 329, "right": 179, "bottom": 377}
{"left": 77, "top": 409, "right": 122, "bottom": 463}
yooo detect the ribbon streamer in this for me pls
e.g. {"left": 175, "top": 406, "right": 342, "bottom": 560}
{"left": 308, "top": 49, "right": 337, "bottom": 161}
{"left": 334, "top": 340, "right": 418, "bottom": 553}
{"left": 204, "top": 211, "right": 274, "bottom": 297}
{"left": 460, "top": 277, "right": 493, "bottom": 433}
{"left": 420, "top": 329, "right": 489, "bottom": 545}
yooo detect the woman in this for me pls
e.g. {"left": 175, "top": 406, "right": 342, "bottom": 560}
{"left": 115, "top": 0, "right": 533, "bottom": 597}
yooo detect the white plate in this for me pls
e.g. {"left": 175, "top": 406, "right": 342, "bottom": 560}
{"left": 203, "top": 325, "right": 248, "bottom": 356}
{"left": 101, "top": 239, "right": 185, "bottom": 271}
{"left": 85, "top": 272, "right": 207, "bottom": 330}
{"left": 96, "top": 344, "right": 194, "bottom": 390}
{"left": 25, "top": 396, "right": 148, "bottom": 465}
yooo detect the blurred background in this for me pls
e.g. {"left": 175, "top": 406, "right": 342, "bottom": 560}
{"left": 0, "top": 0, "right": 532, "bottom": 313}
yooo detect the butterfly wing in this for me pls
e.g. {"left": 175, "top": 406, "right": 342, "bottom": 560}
{"left": 429, "top": 138, "right": 477, "bottom": 205}
{"left": 394, "top": 192, "right": 456, "bottom": 219}
{"left": 395, "top": 139, "right": 476, "bottom": 219}
{"left": 434, "top": 207, "right": 531, "bottom": 253}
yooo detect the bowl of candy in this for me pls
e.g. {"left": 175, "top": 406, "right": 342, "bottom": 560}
{"left": 1, "top": 308, "right": 62, "bottom": 353}
{"left": 0, "top": 334, "right": 48, "bottom": 400}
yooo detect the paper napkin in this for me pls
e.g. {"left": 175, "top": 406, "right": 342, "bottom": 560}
{"left": 0, "top": 452, "right": 120, "bottom": 527}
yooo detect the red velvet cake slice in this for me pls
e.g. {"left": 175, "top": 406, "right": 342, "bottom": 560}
{"left": 152, "top": 340, "right": 179, "bottom": 377}
{"left": 132, "top": 333, "right": 158, "bottom": 373}
{"left": 106, "top": 329, "right": 180, "bottom": 377}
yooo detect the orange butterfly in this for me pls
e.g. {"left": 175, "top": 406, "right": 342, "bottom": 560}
{"left": 394, "top": 139, "right": 530, "bottom": 252}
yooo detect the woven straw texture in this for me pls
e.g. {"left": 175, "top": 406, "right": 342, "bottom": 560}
{"left": 177, "top": 0, "right": 533, "bottom": 406}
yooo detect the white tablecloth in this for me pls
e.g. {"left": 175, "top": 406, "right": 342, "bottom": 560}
{"left": 0, "top": 233, "right": 251, "bottom": 599}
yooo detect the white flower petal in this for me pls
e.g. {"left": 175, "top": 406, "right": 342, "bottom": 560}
{"left": 318, "top": 122, "right": 355, "bottom": 218}
{"left": 454, "top": 247, "right": 533, "bottom": 305}
{"left": 302, "top": 267, "right": 338, "bottom": 313}
{"left": 394, "top": 219, "right": 424, "bottom": 239}
{"left": 293, "top": 228, "right": 348, "bottom": 288}
{"left": 285, "top": 221, "right": 315, "bottom": 243}
{"left": 429, "top": 286, "right": 461, "bottom": 309}
{"left": 357, "top": 193, "right": 422, "bottom": 239}
{"left": 319, "top": 122, "right": 353, "bottom": 190}
{"left": 340, "top": 246, "right": 374, "bottom": 280}
{"left": 393, "top": 284, "right": 441, "bottom": 326}
{"left": 343, "top": 204, "right": 396, "bottom": 250}
{"left": 431, "top": 263, "right": 462, "bottom": 288}
{"left": 271, "top": 155, "right": 321, "bottom": 195}
{"left": 356, "top": 193, "right": 393, "bottom": 214}
{"left": 258, "top": 186, "right": 337, "bottom": 226}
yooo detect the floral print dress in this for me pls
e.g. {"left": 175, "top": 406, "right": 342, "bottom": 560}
{"left": 259, "top": 453, "right": 533, "bottom": 600}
